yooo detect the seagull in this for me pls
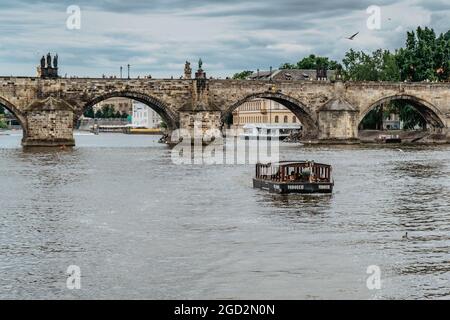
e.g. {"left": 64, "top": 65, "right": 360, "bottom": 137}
{"left": 346, "top": 32, "right": 359, "bottom": 40}
{"left": 397, "top": 148, "right": 404, "bottom": 152}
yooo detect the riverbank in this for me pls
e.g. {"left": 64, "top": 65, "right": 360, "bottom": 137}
{"left": 358, "top": 130, "right": 449, "bottom": 144}
{"left": 286, "top": 130, "right": 449, "bottom": 145}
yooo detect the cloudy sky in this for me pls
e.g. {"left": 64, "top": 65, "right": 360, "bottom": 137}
{"left": 0, "top": 0, "right": 449, "bottom": 78}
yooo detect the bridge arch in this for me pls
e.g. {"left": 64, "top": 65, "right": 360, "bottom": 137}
{"left": 360, "top": 94, "right": 446, "bottom": 129}
{"left": 80, "top": 91, "right": 179, "bottom": 129}
{"left": 223, "top": 92, "right": 318, "bottom": 134}
{"left": 0, "top": 96, "right": 28, "bottom": 137}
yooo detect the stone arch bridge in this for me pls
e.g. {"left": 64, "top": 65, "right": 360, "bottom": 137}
{"left": 0, "top": 76, "right": 449, "bottom": 146}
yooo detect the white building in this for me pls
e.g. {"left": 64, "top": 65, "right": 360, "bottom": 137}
{"left": 131, "top": 102, "right": 162, "bottom": 128}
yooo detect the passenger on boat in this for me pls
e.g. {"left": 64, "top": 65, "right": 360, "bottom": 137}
{"left": 289, "top": 170, "right": 297, "bottom": 181}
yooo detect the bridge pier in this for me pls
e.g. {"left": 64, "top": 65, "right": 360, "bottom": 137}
{"left": 317, "top": 97, "right": 360, "bottom": 143}
{"left": 22, "top": 97, "right": 75, "bottom": 147}
{"left": 177, "top": 109, "right": 222, "bottom": 143}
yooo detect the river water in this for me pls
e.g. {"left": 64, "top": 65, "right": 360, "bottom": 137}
{"left": 0, "top": 131, "right": 449, "bottom": 299}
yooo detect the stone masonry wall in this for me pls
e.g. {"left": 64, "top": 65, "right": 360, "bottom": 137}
{"left": 24, "top": 109, "right": 75, "bottom": 146}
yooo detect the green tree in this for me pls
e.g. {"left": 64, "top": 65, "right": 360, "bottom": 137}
{"left": 280, "top": 54, "right": 340, "bottom": 70}
{"left": 85, "top": 104, "right": 129, "bottom": 118}
{"left": 396, "top": 26, "right": 450, "bottom": 82}
{"left": 360, "top": 106, "right": 383, "bottom": 130}
{"left": 279, "top": 63, "right": 296, "bottom": 69}
{"left": 342, "top": 49, "right": 399, "bottom": 81}
{"left": 0, "top": 107, "right": 7, "bottom": 128}
{"left": 380, "top": 50, "right": 401, "bottom": 81}
{"left": 232, "top": 70, "right": 253, "bottom": 79}
{"left": 83, "top": 106, "right": 95, "bottom": 118}
{"left": 94, "top": 104, "right": 117, "bottom": 118}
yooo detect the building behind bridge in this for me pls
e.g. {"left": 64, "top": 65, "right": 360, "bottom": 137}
{"left": 93, "top": 97, "right": 133, "bottom": 116}
{"left": 131, "top": 102, "right": 162, "bottom": 129}
{"left": 232, "top": 99, "right": 300, "bottom": 129}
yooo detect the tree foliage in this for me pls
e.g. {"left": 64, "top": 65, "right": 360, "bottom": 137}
{"left": 342, "top": 49, "right": 400, "bottom": 81}
{"left": 280, "top": 54, "right": 340, "bottom": 70}
{"left": 232, "top": 70, "right": 253, "bottom": 80}
{"left": 360, "top": 106, "right": 383, "bottom": 130}
{"left": 0, "top": 107, "right": 6, "bottom": 129}
{"left": 83, "top": 104, "right": 129, "bottom": 119}
{"left": 396, "top": 26, "right": 450, "bottom": 82}
{"left": 343, "top": 27, "right": 450, "bottom": 82}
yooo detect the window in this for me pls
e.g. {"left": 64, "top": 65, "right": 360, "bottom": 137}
{"left": 284, "top": 116, "right": 288, "bottom": 123}
{"left": 274, "top": 116, "right": 279, "bottom": 123}
{"left": 293, "top": 116, "right": 296, "bottom": 123}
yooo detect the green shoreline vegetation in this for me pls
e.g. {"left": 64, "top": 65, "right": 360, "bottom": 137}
{"left": 0, "top": 105, "right": 7, "bottom": 129}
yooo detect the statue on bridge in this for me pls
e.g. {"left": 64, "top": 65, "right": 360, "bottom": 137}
{"left": 37, "top": 52, "right": 59, "bottom": 79}
{"left": 195, "top": 58, "right": 206, "bottom": 79}
{"left": 53, "top": 54, "right": 58, "bottom": 68}
{"left": 184, "top": 61, "right": 192, "bottom": 79}
{"left": 46, "top": 53, "right": 52, "bottom": 68}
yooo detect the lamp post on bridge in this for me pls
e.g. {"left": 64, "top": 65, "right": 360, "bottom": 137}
{"left": 120, "top": 66, "right": 123, "bottom": 79}
{"left": 127, "top": 64, "right": 130, "bottom": 79}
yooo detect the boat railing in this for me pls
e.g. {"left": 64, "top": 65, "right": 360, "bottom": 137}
{"left": 256, "top": 162, "right": 332, "bottom": 183}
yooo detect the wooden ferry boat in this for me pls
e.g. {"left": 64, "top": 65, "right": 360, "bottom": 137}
{"left": 253, "top": 161, "right": 334, "bottom": 194}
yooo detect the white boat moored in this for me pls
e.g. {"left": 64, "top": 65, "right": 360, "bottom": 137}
{"left": 239, "top": 123, "right": 302, "bottom": 140}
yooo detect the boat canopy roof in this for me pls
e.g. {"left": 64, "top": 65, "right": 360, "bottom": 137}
{"left": 258, "top": 160, "right": 332, "bottom": 168}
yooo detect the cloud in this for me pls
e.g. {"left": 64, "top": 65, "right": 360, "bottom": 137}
{"left": 0, "top": 0, "right": 449, "bottom": 77}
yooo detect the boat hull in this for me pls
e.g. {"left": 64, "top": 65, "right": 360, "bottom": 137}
{"left": 253, "top": 178, "right": 333, "bottom": 194}
{"left": 240, "top": 135, "right": 288, "bottom": 141}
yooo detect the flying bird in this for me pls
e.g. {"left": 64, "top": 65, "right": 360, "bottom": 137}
{"left": 346, "top": 32, "right": 359, "bottom": 40}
